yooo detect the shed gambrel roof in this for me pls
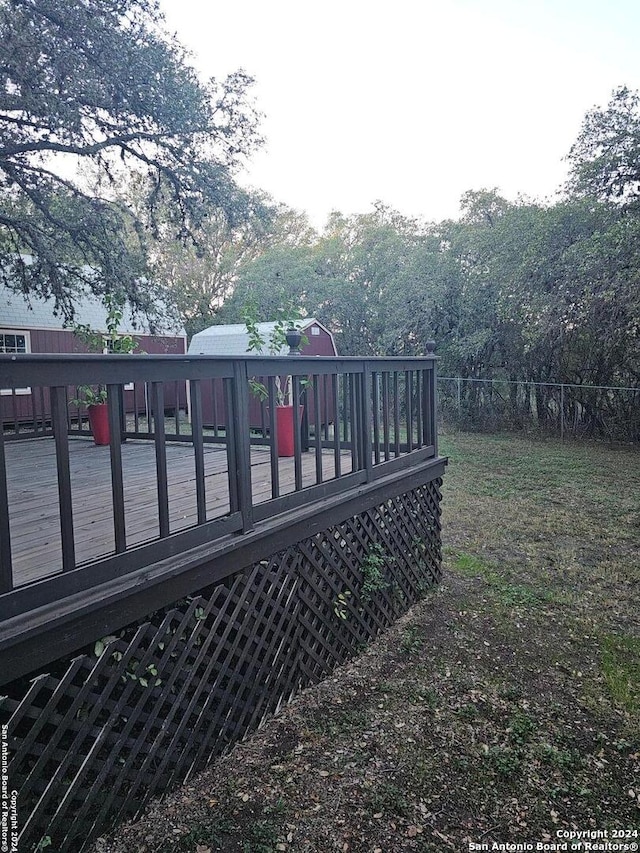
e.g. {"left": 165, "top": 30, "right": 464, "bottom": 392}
{"left": 0, "top": 283, "right": 184, "bottom": 336}
{"left": 188, "top": 319, "right": 335, "bottom": 356}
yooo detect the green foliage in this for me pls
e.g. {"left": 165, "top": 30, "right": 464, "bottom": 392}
{"left": 600, "top": 634, "right": 640, "bottom": 712}
{"left": 69, "top": 293, "right": 138, "bottom": 407}
{"left": 241, "top": 818, "right": 281, "bottom": 853}
{"left": 147, "top": 191, "right": 280, "bottom": 337}
{"left": 225, "top": 145, "right": 639, "bottom": 429}
{"left": 174, "top": 817, "right": 233, "bottom": 851}
{"left": 73, "top": 293, "right": 137, "bottom": 356}
{"left": 365, "top": 781, "right": 410, "bottom": 818}
{"left": 567, "top": 85, "right": 640, "bottom": 205}
{"left": 0, "top": 0, "right": 262, "bottom": 322}
{"left": 360, "top": 543, "right": 390, "bottom": 602}
{"left": 242, "top": 303, "right": 309, "bottom": 406}
{"left": 400, "top": 625, "right": 423, "bottom": 655}
{"left": 69, "top": 386, "right": 108, "bottom": 408}
{"left": 485, "top": 745, "right": 522, "bottom": 779}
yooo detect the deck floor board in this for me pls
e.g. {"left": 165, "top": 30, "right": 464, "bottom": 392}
{"left": 5, "top": 437, "right": 352, "bottom": 586}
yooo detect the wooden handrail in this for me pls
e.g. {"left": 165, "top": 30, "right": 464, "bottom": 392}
{"left": 0, "top": 353, "right": 439, "bottom": 613}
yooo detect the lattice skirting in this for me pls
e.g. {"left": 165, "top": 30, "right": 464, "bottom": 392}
{"left": 2, "top": 478, "right": 442, "bottom": 852}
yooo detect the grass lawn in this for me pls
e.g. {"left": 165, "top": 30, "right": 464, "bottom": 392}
{"left": 92, "top": 431, "right": 640, "bottom": 853}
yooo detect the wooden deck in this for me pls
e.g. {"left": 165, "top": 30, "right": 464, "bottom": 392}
{"left": 6, "top": 436, "right": 353, "bottom": 586}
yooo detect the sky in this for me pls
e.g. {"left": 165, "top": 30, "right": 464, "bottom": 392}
{"left": 160, "top": 0, "right": 640, "bottom": 229}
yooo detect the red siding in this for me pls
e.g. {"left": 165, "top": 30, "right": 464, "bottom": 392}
{"left": 200, "top": 323, "right": 337, "bottom": 429}
{"left": 3, "top": 329, "right": 187, "bottom": 426}
{"left": 29, "top": 329, "right": 186, "bottom": 356}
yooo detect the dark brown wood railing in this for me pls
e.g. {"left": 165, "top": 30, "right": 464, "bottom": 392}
{"left": 0, "top": 353, "right": 438, "bottom": 619}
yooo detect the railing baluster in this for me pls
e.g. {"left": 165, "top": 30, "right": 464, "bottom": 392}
{"left": 354, "top": 371, "right": 364, "bottom": 468}
{"left": 372, "top": 370, "right": 381, "bottom": 464}
{"left": 151, "top": 382, "right": 170, "bottom": 538}
{"left": 422, "top": 367, "right": 430, "bottom": 447}
{"left": 11, "top": 389, "right": 18, "bottom": 435}
{"left": 118, "top": 385, "right": 127, "bottom": 441}
{"left": 174, "top": 380, "right": 180, "bottom": 436}
{"left": 51, "top": 385, "right": 76, "bottom": 571}
{"left": 406, "top": 370, "right": 413, "bottom": 453}
{"left": 430, "top": 360, "right": 438, "bottom": 456}
{"left": 133, "top": 383, "right": 140, "bottom": 434}
{"left": 323, "top": 373, "right": 330, "bottom": 442}
{"left": 29, "top": 384, "right": 37, "bottom": 433}
{"left": 107, "top": 384, "right": 126, "bottom": 553}
{"left": 313, "top": 373, "right": 323, "bottom": 484}
{"left": 301, "top": 381, "right": 310, "bottom": 452}
{"left": 259, "top": 394, "right": 266, "bottom": 438}
{"left": 211, "top": 378, "right": 219, "bottom": 438}
{"left": 362, "top": 364, "right": 373, "bottom": 480}
{"left": 393, "top": 371, "right": 401, "bottom": 457}
{"left": 341, "top": 373, "right": 349, "bottom": 445}
{"left": 416, "top": 370, "right": 423, "bottom": 448}
{"left": 382, "top": 371, "right": 390, "bottom": 461}
{"left": 268, "top": 376, "right": 279, "bottom": 498}
{"left": 0, "top": 424, "right": 13, "bottom": 592}
{"left": 39, "top": 386, "right": 47, "bottom": 435}
{"left": 189, "top": 379, "right": 207, "bottom": 525}
{"left": 332, "top": 373, "right": 341, "bottom": 477}
{"left": 224, "top": 377, "right": 239, "bottom": 514}
{"left": 292, "top": 375, "right": 303, "bottom": 491}
{"left": 349, "top": 373, "right": 358, "bottom": 470}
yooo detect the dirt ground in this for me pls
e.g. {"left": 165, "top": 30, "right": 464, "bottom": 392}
{"left": 91, "top": 432, "right": 640, "bottom": 853}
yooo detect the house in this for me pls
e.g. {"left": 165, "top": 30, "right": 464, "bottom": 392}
{"left": 188, "top": 319, "right": 337, "bottom": 429}
{"left": 1, "top": 284, "right": 187, "bottom": 427}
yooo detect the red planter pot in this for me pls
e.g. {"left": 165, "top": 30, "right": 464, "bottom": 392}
{"left": 87, "top": 403, "right": 110, "bottom": 446}
{"left": 275, "top": 405, "right": 303, "bottom": 457}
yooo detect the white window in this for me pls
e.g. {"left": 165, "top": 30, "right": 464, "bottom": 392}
{"left": 0, "top": 330, "right": 31, "bottom": 394}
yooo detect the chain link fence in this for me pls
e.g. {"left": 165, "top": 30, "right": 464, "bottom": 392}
{"left": 438, "top": 377, "right": 640, "bottom": 443}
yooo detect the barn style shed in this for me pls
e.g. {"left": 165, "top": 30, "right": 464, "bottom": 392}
{"left": 188, "top": 319, "right": 337, "bottom": 429}
{"left": 189, "top": 318, "right": 336, "bottom": 358}
{"left": 0, "top": 284, "right": 187, "bottom": 428}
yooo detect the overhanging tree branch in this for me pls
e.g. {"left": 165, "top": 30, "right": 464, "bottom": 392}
{"left": 0, "top": 0, "right": 263, "bottom": 321}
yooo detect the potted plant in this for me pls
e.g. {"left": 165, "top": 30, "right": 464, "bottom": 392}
{"left": 70, "top": 385, "right": 110, "bottom": 445}
{"left": 243, "top": 309, "right": 308, "bottom": 457}
{"left": 70, "top": 293, "right": 137, "bottom": 445}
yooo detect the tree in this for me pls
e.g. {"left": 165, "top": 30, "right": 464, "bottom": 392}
{"left": 151, "top": 198, "right": 316, "bottom": 338}
{"left": 567, "top": 86, "right": 640, "bottom": 205}
{"left": 224, "top": 203, "right": 437, "bottom": 356}
{"left": 0, "top": 0, "right": 262, "bottom": 321}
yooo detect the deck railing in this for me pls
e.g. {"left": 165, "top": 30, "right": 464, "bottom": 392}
{"left": 0, "top": 353, "right": 438, "bottom": 618}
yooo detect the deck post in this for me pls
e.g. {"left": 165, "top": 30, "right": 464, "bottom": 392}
{"left": 426, "top": 341, "right": 438, "bottom": 456}
{"left": 0, "top": 425, "right": 12, "bottom": 592}
{"left": 232, "top": 360, "right": 254, "bottom": 533}
{"left": 51, "top": 385, "right": 77, "bottom": 571}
